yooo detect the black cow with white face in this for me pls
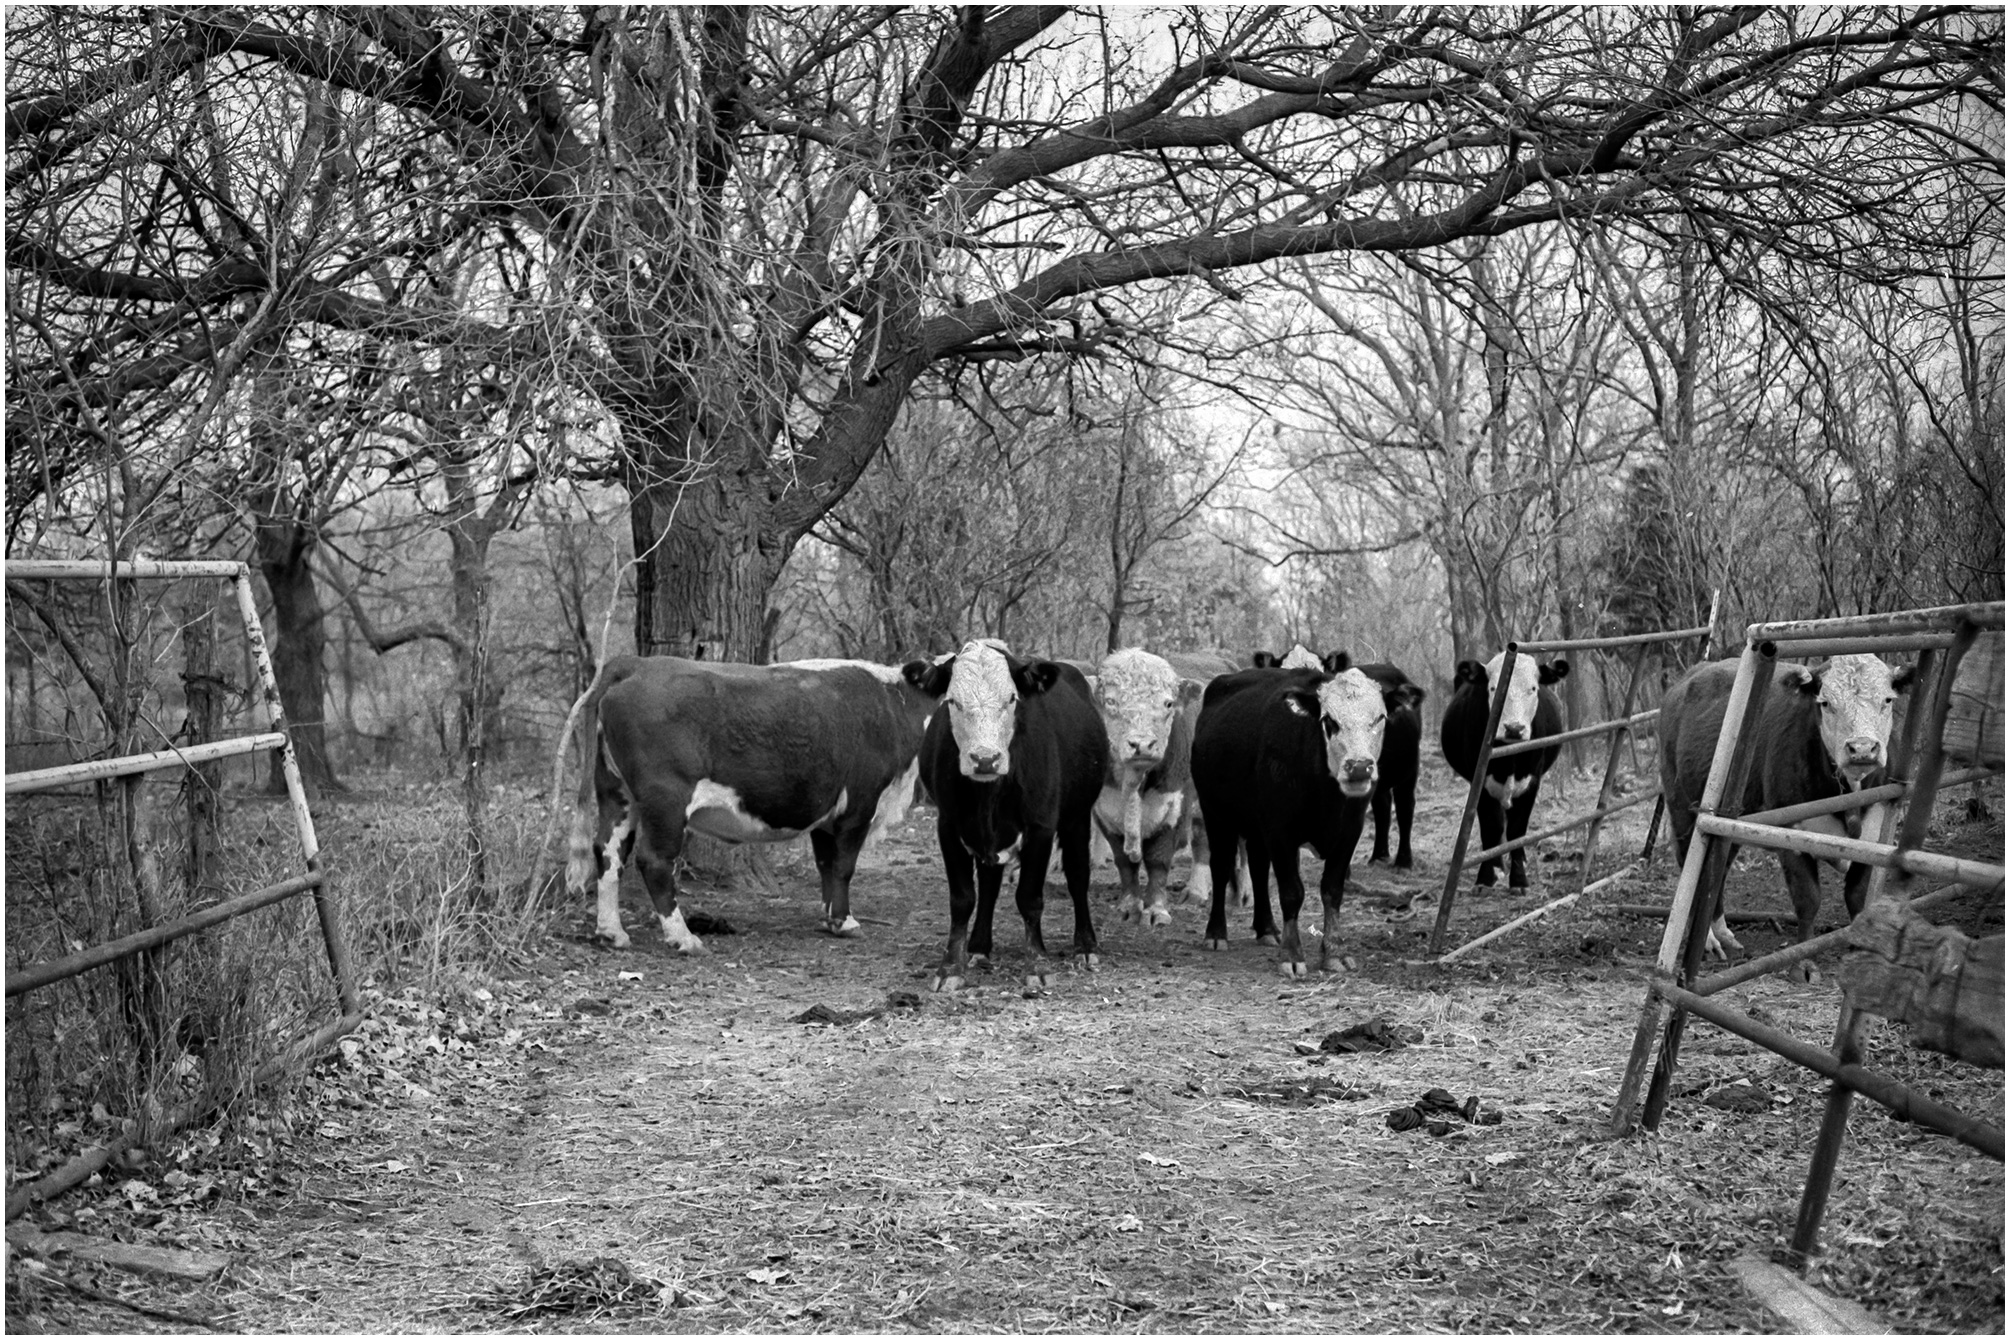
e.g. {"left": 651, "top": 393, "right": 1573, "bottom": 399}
{"left": 1661, "top": 653, "right": 1915, "bottom": 955}
{"left": 1252, "top": 648, "right": 1427, "bottom": 870}
{"left": 1191, "top": 663, "right": 1390, "bottom": 976}
{"left": 1439, "top": 650, "right": 1570, "bottom": 889}
{"left": 567, "top": 655, "right": 944, "bottom": 952}
{"left": 915, "top": 640, "right": 1108, "bottom": 992}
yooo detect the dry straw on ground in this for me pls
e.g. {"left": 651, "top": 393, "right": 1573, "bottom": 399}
{"left": 5, "top": 768, "right": 2002, "bottom": 1333}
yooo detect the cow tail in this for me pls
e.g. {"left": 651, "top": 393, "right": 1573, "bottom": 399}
{"left": 562, "top": 662, "right": 617, "bottom": 897}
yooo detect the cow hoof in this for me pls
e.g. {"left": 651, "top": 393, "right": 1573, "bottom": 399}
{"left": 676, "top": 939, "right": 709, "bottom": 956}
{"left": 932, "top": 973, "right": 964, "bottom": 994}
{"left": 1319, "top": 954, "right": 1346, "bottom": 975}
{"left": 1256, "top": 931, "right": 1281, "bottom": 947}
{"left": 1143, "top": 906, "right": 1172, "bottom": 928}
{"left": 1203, "top": 937, "right": 1229, "bottom": 952}
{"left": 1394, "top": 856, "right": 1413, "bottom": 871}
{"left": 823, "top": 916, "right": 862, "bottom": 938}
{"left": 1025, "top": 971, "right": 1051, "bottom": 989}
{"left": 1118, "top": 896, "right": 1143, "bottom": 922}
{"left": 594, "top": 928, "right": 632, "bottom": 949}
{"left": 1280, "top": 960, "right": 1307, "bottom": 978}
{"left": 1368, "top": 853, "right": 1388, "bottom": 865}
{"left": 1076, "top": 953, "right": 1100, "bottom": 973}
{"left": 968, "top": 953, "right": 990, "bottom": 970}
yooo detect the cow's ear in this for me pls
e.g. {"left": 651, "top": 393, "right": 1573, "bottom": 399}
{"left": 1322, "top": 650, "right": 1352, "bottom": 674}
{"left": 911, "top": 656, "right": 955, "bottom": 697}
{"left": 1889, "top": 661, "right": 1917, "bottom": 692}
{"left": 1283, "top": 688, "right": 1320, "bottom": 718}
{"left": 1454, "top": 660, "right": 1484, "bottom": 686}
{"left": 1177, "top": 678, "right": 1205, "bottom": 707}
{"left": 1784, "top": 664, "right": 1820, "bottom": 695}
{"left": 1391, "top": 683, "right": 1425, "bottom": 710}
{"left": 1540, "top": 658, "right": 1571, "bottom": 685}
{"left": 1015, "top": 660, "right": 1061, "bottom": 696}
{"left": 1252, "top": 651, "right": 1281, "bottom": 668}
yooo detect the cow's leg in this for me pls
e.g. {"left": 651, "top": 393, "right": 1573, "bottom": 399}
{"left": 1270, "top": 845, "right": 1309, "bottom": 977}
{"left": 1138, "top": 825, "right": 1176, "bottom": 928}
{"left": 1182, "top": 794, "right": 1212, "bottom": 906}
{"left": 1780, "top": 850, "right": 1827, "bottom": 946}
{"left": 1474, "top": 795, "right": 1505, "bottom": 887}
{"left": 1392, "top": 776, "right": 1416, "bottom": 869}
{"left": 809, "top": 827, "right": 864, "bottom": 937}
{"left": 1201, "top": 810, "right": 1239, "bottom": 950}
{"left": 1704, "top": 840, "right": 1745, "bottom": 958}
{"left": 933, "top": 819, "right": 980, "bottom": 992}
{"left": 1504, "top": 784, "right": 1539, "bottom": 889}
{"left": 1012, "top": 829, "right": 1056, "bottom": 967}
{"left": 591, "top": 801, "right": 637, "bottom": 948}
{"left": 969, "top": 858, "right": 1008, "bottom": 968}
{"left": 1058, "top": 818, "right": 1100, "bottom": 971}
{"left": 1369, "top": 778, "right": 1393, "bottom": 864}
{"left": 1105, "top": 822, "right": 1145, "bottom": 921}
{"left": 1839, "top": 854, "right": 1874, "bottom": 922}
{"left": 628, "top": 789, "right": 706, "bottom": 955}
{"left": 1319, "top": 803, "right": 1368, "bottom": 973}
{"left": 1246, "top": 841, "right": 1280, "bottom": 945}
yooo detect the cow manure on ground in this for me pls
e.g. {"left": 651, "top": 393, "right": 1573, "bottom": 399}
{"left": 791, "top": 990, "right": 923, "bottom": 1026}
{"left": 1224, "top": 1076, "right": 1372, "bottom": 1106}
{"left": 488, "top": 1256, "right": 680, "bottom": 1321}
{"left": 1386, "top": 1087, "right": 1501, "bottom": 1133}
{"left": 1317, "top": 1016, "right": 1425, "bottom": 1054}
{"left": 684, "top": 912, "right": 737, "bottom": 935}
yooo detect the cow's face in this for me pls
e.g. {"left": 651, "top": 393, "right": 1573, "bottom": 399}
{"left": 1094, "top": 650, "right": 1198, "bottom": 773}
{"left": 933, "top": 639, "right": 1058, "bottom": 781}
{"left": 1789, "top": 654, "right": 1915, "bottom": 786}
{"left": 1284, "top": 668, "right": 1387, "bottom": 798}
{"left": 1480, "top": 651, "right": 1570, "bottom": 743}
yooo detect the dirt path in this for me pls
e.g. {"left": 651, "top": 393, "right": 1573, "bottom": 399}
{"left": 11, "top": 772, "right": 2003, "bottom": 1333}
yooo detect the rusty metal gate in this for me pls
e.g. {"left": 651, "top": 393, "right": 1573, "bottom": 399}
{"left": 4, "top": 558, "right": 360, "bottom": 1220}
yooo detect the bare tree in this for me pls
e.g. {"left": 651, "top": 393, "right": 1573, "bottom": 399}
{"left": 12, "top": 6, "right": 1995, "bottom": 667}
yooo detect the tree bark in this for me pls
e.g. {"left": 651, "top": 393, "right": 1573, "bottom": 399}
{"left": 624, "top": 440, "right": 791, "bottom": 664}
{"left": 254, "top": 517, "right": 341, "bottom": 799}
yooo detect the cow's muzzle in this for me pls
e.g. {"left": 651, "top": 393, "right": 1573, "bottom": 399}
{"left": 1123, "top": 738, "right": 1164, "bottom": 766}
{"left": 1337, "top": 758, "right": 1376, "bottom": 797}
{"left": 1499, "top": 722, "right": 1529, "bottom": 742}
{"left": 964, "top": 747, "right": 1006, "bottom": 780}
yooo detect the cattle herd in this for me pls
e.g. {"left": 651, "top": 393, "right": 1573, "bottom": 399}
{"left": 566, "top": 640, "right": 1918, "bottom": 986}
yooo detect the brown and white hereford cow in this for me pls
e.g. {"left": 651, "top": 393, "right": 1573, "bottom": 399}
{"left": 566, "top": 655, "right": 942, "bottom": 953}
{"left": 1660, "top": 653, "right": 1916, "bottom": 955}
{"left": 1088, "top": 649, "right": 1207, "bottom": 927}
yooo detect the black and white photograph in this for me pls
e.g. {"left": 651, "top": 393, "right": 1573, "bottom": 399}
{"left": 4, "top": 5, "right": 2003, "bottom": 1332}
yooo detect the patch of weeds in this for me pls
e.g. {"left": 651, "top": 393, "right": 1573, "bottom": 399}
{"left": 489, "top": 1255, "right": 684, "bottom": 1321}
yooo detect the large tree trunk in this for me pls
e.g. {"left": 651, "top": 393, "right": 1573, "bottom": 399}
{"left": 624, "top": 441, "right": 792, "bottom": 665}
{"left": 254, "top": 515, "right": 342, "bottom": 799}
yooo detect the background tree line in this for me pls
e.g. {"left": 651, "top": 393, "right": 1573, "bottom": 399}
{"left": 8, "top": 4, "right": 2002, "bottom": 817}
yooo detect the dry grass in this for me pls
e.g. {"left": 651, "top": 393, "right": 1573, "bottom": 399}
{"left": 6, "top": 765, "right": 2002, "bottom": 1334}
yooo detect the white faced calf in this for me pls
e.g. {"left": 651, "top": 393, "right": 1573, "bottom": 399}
{"left": 1285, "top": 668, "right": 1389, "bottom": 798}
{"left": 940, "top": 639, "right": 1051, "bottom": 780}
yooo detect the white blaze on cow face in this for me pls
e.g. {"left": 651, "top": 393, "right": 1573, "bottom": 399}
{"left": 1795, "top": 654, "right": 1913, "bottom": 788}
{"left": 1286, "top": 668, "right": 1387, "bottom": 799}
{"left": 1095, "top": 650, "right": 1184, "bottom": 770}
{"left": 1482, "top": 650, "right": 1545, "bottom": 743}
{"left": 1280, "top": 644, "right": 1323, "bottom": 670}
{"left": 942, "top": 640, "right": 1022, "bottom": 781}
